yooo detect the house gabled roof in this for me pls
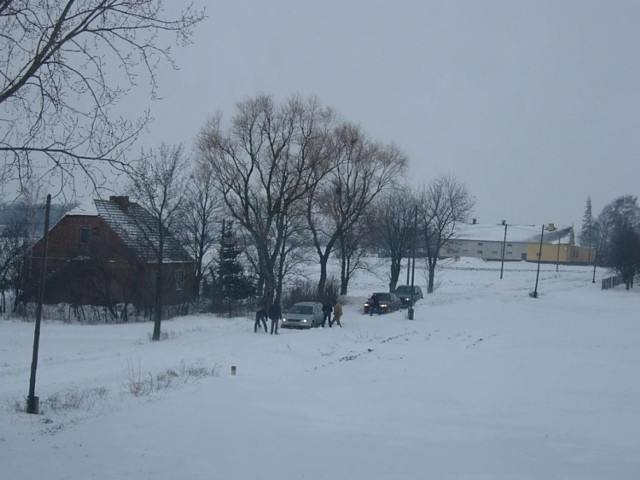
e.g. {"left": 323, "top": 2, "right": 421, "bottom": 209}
{"left": 94, "top": 197, "right": 192, "bottom": 264}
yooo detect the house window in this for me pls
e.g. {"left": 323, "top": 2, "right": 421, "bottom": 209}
{"left": 175, "top": 269, "right": 185, "bottom": 291}
{"left": 507, "top": 243, "right": 513, "bottom": 247}
{"left": 492, "top": 250, "right": 498, "bottom": 255}
{"left": 477, "top": 242, "right": 483, "bottom": 246}
{"left": 462, "top": 249, "right": 468, "bottom": 254}
{"left": 507, "top": 251, "right": 513, "bottom": 256}
{"left": 80, "top": 227, "right": 90, "bottom": 243}
{"left": 477, "top": 250, "right": 483, "bottom": 255}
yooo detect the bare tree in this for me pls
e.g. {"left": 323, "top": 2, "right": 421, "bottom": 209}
{"left": 368, "top": 188, "right": 418, "bottom": 293}
{"left": 276, "top": 204, "right": 317, "bottom": 302}
{"left": 417, "top": 176, "right": 474, "bottom": 294}
{"left": 306, "top": 122, "right": 407, "bottom": 296}
{"left": 128, "top": 143, "right": 189, "bottom": 340}
{"left": 175, "top": 161, "right": 222, "bottom": 299}
{"left": 335, "top": 216, "right": 371, "bottom": 295}
{"left": 197, "top": 94, "right": 335, "bottom": 308}
{"left": 0, "top": 1, "right": 204, "bottom": 192}
{"left": 0, "top": 215, "right": 31, "bottom": 313}
{"left": 595, "top": 195, "right": 640, "bottom": 266}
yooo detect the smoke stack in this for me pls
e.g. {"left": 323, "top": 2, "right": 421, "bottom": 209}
{"left": 109, "top": 196, "right": 130, "bottom": 214}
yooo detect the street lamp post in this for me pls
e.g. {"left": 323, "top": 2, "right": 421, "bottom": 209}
{"left": 27, "top": 194, "right": 51, "bottom": 414}
{"left": 500, "top": 220, "right": 507, "bottom": 279}
{"left": 555, "top": 233, "right": 561, "bottom": 272}
{"left": 532, "top": 224, "right": 545, "bottom": 298}
{"left": 408, "top": 206, "right": 417, "bottom": 320}
{"left": 531, "top": 223, "right": 556, "bottom": 298}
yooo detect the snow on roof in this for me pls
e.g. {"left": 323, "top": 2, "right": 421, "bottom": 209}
{"left": 94, "top": 197, "right": 192, "bottom": 264}
{"left": 453, "top": 223, "right": 573, "bottom": 243}
{"left": 66, "top": 201, "right": 98, "bottom": 216}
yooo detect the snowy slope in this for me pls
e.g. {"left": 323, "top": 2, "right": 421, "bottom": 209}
{"left": 1, "top": 258, "right": 639, "bottom": 479}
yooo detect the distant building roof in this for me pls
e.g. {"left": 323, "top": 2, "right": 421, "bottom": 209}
{"left": 453, "top": 223, "right": 573, "bottom": 244}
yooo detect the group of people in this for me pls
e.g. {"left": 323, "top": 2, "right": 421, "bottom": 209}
{"left": 254, "top": 302, "right": 281, "bottom": 334}
{"left": 254, "top": 299, "right": 343, "bottom": 333}
{"left": 322, "top": 301, "right": 343, "bottom": 328}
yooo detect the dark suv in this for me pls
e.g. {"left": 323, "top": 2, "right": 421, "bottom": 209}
{"left": 363, "top": 292, "right": 402, "bottom": 314}
{"left": 394, "top": 285, "right": 423, "bottom": 307}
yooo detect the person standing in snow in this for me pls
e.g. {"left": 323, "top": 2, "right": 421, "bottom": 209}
{"left": 254, "top": 308, "right": 268, "bottom": 333}
{"left": 333, "top": 301, "right": 343, "bottom": 327}
{"left": 268, "top": 301, "right": 281, "bottom": 335}
{"left": 369, "top": 294, "right": 379, "bottom": 316}
{"left": 321, "top": 302, "right": 333, "bottom": 327}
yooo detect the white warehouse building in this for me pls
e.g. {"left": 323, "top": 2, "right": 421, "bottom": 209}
{"left": 442, "top": 222, "right": 575, "bottom": 262}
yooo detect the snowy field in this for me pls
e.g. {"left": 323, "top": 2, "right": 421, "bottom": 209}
{"left": 1, "top": 258, "right": 639, "bottom": 479}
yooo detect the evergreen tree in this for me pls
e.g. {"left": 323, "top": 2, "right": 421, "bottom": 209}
{"left": 580, "top": 196, "right": 597, "bottom": 263}
{"left": 608, "top": 222, "right": 640, "bottom": 290}
{"left": 212, "top": 220, "right": 254, "bottom": 315}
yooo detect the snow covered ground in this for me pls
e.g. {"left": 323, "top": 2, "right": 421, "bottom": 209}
{"left": 1, "top": 258, "right": 639, "bottom": 479}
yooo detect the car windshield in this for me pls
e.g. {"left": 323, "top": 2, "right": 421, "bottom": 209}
{"left": 395, "top": 287, "right": 411, "bottom": 295}
{"left": 289, "top": 305, "right": 313, "bottom": 314}
{"left": 374, "top": 293, "right": 390, "bottom": 301}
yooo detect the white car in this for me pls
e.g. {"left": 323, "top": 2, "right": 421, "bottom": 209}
{"left": 281, "top": 302, "right": 324, "bottom": 329}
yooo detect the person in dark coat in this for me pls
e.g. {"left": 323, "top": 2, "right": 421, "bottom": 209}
{"left": 268, "top": 302, "right": 281, "bottom": 335}
{"left": 369, "top": 294, "right": 379, "bottom": 316}
{"left": 322, "top": 303, "right": 333, "bottom": 327}
{"left": 254, "top": 308, "right": 268, "bottom": 333}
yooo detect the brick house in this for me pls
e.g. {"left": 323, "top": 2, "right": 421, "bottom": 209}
{"left": 23, "top": 196, "right": 195, "bottom": 310}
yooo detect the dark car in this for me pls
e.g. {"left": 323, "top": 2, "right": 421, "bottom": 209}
{"left": 395, "top": 285, "right": 424, "bottom": 307}
{"left": 363, "top": 292, "right": 402, "bottom": 315}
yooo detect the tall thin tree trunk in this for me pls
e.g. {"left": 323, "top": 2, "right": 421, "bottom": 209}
{"left": 317, "top": 252, "right": 330, "bottom": 297}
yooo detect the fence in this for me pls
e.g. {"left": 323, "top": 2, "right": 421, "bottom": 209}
{"left": 601, "top": 275, "right": 623, "bottom": 290}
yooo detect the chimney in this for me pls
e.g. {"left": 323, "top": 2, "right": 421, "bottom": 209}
{"left": 109, "top": 196, "right": 130, "bottom": 214}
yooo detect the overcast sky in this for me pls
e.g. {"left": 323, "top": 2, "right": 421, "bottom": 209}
{"left": 126, "top": 0, "right": 640, "bottom": 228}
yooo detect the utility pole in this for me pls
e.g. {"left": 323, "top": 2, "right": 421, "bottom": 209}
{"left": 532, "top": 224, "right": 545, "bottom": 299}
{"left": 408, "top": 206, "right": 417, "bottom": 320}
{"left": 406, "top": 256, "right": 410, "bottom": 285}
{"left": 27, "top": 194, "right": 51, "bottom": 414}
{"left": 500, "top": 220, "right": 507, "bottom": 279}
{"left": 556, "top": 233, "right": 561, "bottom": 272}
{"left": 532, "top": 223, "right": 557, "bottom": 297}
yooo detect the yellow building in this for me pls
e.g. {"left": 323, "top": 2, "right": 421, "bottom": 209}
{"left": 526, "top": 243, "right": 595, "bottom": 265}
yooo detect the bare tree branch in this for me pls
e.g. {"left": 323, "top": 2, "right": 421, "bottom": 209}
{"left": 306, "top": 122, "right": 408, "bottom": 295}
{"left": 198, "top": 94, "right": 335, "bottom": 306}
{"left": 1, "top": 0, "right": 205, "bottom": 193}
{"left": 418, "top": 175, "right": 475, "bottom": 293}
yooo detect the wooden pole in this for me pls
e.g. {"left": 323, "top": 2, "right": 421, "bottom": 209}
{"left": 27, "top": 194, "right": 51, "bottom": 414}
{"left": 500, "top": 221, "right": 507, "bottom": 279}
{"left": 532, "top": 224, "right": 544, "bottom": 299}
{"left": 408, "top": 206, "right": 417, "bottom": 320}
